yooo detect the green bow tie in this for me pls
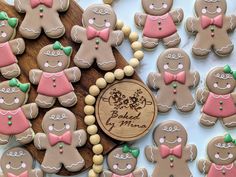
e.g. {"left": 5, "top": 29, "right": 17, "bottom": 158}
{"left": 0, "top": 11, "right": 18, "bottom": 28}
{"left": 53, "top": 41, "right": 72, "bottom": 56}
{"left": 224, "top": 133, "right": 236, "bottom": 144}
{"left": 223, "top": 65, "right": 236, "bottom": 80}
{"left": 9, "top": 78, "right": 30, "bottom": 93}
{"left": 122, "top": 145, "right": 140, "bottom": 158}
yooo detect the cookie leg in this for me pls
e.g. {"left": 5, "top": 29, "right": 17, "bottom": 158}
{"left": 63, "top": 152, "right": 85, "bottom": 172}
{"left": 19, "top": 17, "right": 41, "bottom": 39}
{"left": 0, "top": 133, "right": 10, "bottom": 145}
{"left": 43, "top": 17, "right": 65, "bottom": 38}
{"left": 97, "top": 49, "right": 116, "bottom": 71}
{"left": 213, "top": 39, "right": 234, "bottom": 56}
{"left": 175, "top": 93, "right": 195, "bottom": 112}
{"left": 163, "top": 32, "right": 181, "bottom": 48}
{"left": 200, "top": 113, "right": 218, "bottom": 127}
{"left": 41, "top": 156, "right": 61, "bottom": 174}
{"left": 156, "top": 94, "right": 173, "bottom": 113}
{"left": 58, "top": 92, "right": 77, "bottom": 107}
{"left": 142, "top": 36, "right": 159, "bottom": 49}
{"left": 35, "top": 94, "right": 56, "bottom": 108}
{"left": 15, "top": 128, "right": 34, "bottom": 144}
{"left": 0, "top": 63, "right": 21, "bottom": 79}
{"left": 222, "top": 115, "right": 236, "bottom": 128}
{"left": 73, "top": 46, "right": 95, "bottom": 68}
{"left": 192, "top": 35, "right": 212, "bottom": 57}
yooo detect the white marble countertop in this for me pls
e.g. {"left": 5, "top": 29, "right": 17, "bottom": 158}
{"left": 4, "top": 0, "right": 236, "bottom": 176}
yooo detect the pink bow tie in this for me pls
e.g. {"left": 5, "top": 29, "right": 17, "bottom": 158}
{"left": 160, "top": 145, "right": 182, "bottom": 158}
{"left": 48, "top": 131, "right": 72, "bottom": 146}
{"left": 164, "top": 71, "right": 186, "bottom": 85}
{"left": 8, "top": 171, "right": 28, "bottom": 177}
{"left": 201, "top": 15, "right": 223, "bottom": 29}
{"left": 86, "top": 26, "right": 110, "bottom": 42}
{"left": 30, "top": 0, "right": 53, "bottom": 8}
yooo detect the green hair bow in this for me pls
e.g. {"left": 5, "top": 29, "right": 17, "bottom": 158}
{"left": 53, "top": 41, "right": 72, "bottom": 56}
{"left": 122, "top": 145, "right": 140, "bottom": 158}
{"left": 224, "top": 133, "right": 236, "bottom": 144}
{"left": 223, "top": 65, "right": 236, "bottom": 80}
{"left": 0, "top": 11, "right": 18, "bottom": 28}
{"left": 9, "top": 78, "right": 30, "bottom": 93}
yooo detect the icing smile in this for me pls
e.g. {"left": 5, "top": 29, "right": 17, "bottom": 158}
{"left": 94, "top": 22, "right": 105, "bottom": 28}
{"left": 53, "top": 126, "right": 66, "bottom": 132}
{"left": 149, "top": 3, "right": 167, "bottom": 10}
{"left": 2, "top": 101, "right": 16, "bottom": 106}
{"left": 213, "top": 83, "right": 231, "bottom": 90}
{"left": 165, "top": 139, "right": 179, "bottom": 144}
{"left": 215, "top": 153, "right": 233, "bottom": 161}
{"left": 6, "top": 164, "right": 25, "bottom": 170}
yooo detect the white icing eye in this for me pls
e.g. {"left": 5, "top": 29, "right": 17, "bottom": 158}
{"left": 1, "top": 32, "right": 6, "bottom": 38}
{"left": 228, "top": 153, "right": 234, "bottom": 159}
{"left": 113, "top": 164, "right": 118, "bottom": 169}
{"left": 227, "top": 83, "right": 231, "bottom": 88}
{"left": 21, "top": 163, "right": 26, "bottom": 168}
{"left": 215, "top": 154, "right": 219, "bottom": 159}
{"left": 105, "top": 22, "right": 111, "bottom": 28}
{"left": 164, "top": 64, "right": 169, "bottom": 70}
{"left": 44, "top": 62, "right": 49, "bottom": 68}
{"left": 89, "top": 19, "right": 94, "bottom": 24}
{"left": 5, "top": 164, "right": 10, "bottom": 169}
{"left": 163, "top": 3, "right": 168, "bottom": 9}
{"left": 159, "top": 138, "right": 165, "bottom": 143}
{"left": 58, "top": 62, "right": 62, "bottom": 67}
{"left": 0, "top": 98, "right": 4, "bottom": 104}
{"left": 217, "top": 7, "right": 222, "bottom": 13}
{"left": 149, "top": 4, "right": 154, "bottom": 9}
{"left": 126, "top": 164, "right": 132, "bottom": 169}
{"left": 202, "top": 8, "right": 207, "bottom": 14}
{"left": 178, "top": 64, "right": 183, "bottom": 69}
{"left": 177, "top": 137, "right": 182, "bottom": 143}
{"left": 213, "top": 83, "right": 218, "bottom": 88}
{"left": 14, "top": 98, "right": 19, "bottom": 103}
{"left": 65, "top": 124, "right": 70, "bottom": 130}
{"left": 48, "top": 125, "right": 53, "bottom": 131}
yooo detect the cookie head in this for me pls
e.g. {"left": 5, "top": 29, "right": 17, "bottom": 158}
{"left": 141, "top": 0, "right": 173, "bottom": 16}
{"left": 207, "top": 135, "right": 236, "bottom": 165}
{"left": 157, "top": 48, "right": 190, "bottom": 75}
{"left": 42, "top": 108, "right": 77, "bottom": 136}
{"left": 1, "top": 147, "right": 33, "bottom": 176}
{"left": 195, "top": 0, "right": 227, "bottom": 18}
{"left": 107, "top": 147, "right": 138, "bottom": 175}
{"left": 37, "top": 41, "right": 72, "bottom": 73}
{"left": 206, "top": 66, "right": 236, "bottom": 95}
{"left": 153, "top": 121, "right": 187, "bottom": 149}
{"left": 0, "top": 79, "right": 29, "bottom": 110}
{"left": 82, "top": 4, "right": 117, "bottom": 31}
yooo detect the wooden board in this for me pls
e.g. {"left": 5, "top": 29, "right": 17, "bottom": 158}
{"left": 0, "top": 0, "right": 143, "bottom": 176}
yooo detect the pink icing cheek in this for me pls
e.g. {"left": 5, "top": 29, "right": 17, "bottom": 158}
{"left": 202, "top": 8, "right": 207, "bottom": 14}
{"left": 58, "top": 62, "right": 63, "bottom": 67}
{"left": 44, "top": 62, "right": 49, "bottom": 68}
{"left": 213, "top": 83, "right": 218, "bottom": 88}
{"left": 105, "top": 22, "right": 111, "bottom": 28}
{"left": 21, "top": 163, "right": 26, "bottom": 168}
{"left": 177, "top": 137, "right": 182, "bottom": 143}
{"left": 126, "top": 164, "right": 132, "bottom": 169}
{"left": 227, "top": 83, "right": 231, "bottom": 88}
{"left": 14, "top": 98, "right": 19, "bottom": 103}
{"left": 149, "top": 4, "right": 154, "bottom": 10}
{"left": 65, "top": 124, "right": 70, "bottom": 130}
{"left": 5, "top": 164, "right": 10, "bottom": 169}
{"left": 89, "top": 19, "right": 94, "bottom": 25}
{"left": 159, "top": 137, "right": 165, "bottom": 143}
{"left": 163, "top": 3, "right": 168, "bottom": 9}
{"left": 48, "top": 125, "right": 53, "bottom": 131}
{"left": 0, "top": 32, "right": 7, "bottom": 38}
{"left": 215, "top": 153, "right": 220, "bottom": 159}
{"left": 217, "top": 7, "right": 222, "bottom": 13}
{"left": 113, "top": 164, "right": 118, "bottom": 170}
{"left": 0, "top": 98, "right": 4, "bottom": 104}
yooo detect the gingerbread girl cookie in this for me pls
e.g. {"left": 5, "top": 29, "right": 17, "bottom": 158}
{"left": 14, "top": 0, "right": 70, "bottom": 39}
{"left": 134, "top": 0, "right": 184, "bottom": 49}
{"left": 196, "top": 65, "right": 236, "bottom": 128}
{"left": 0, "top": 78, "right": 38, "bottom": 145}
{"left": 147, "top": 48, "right": 200, "bottom": 113}
{"left": 71, "top": 4, "right": 124, "bottom": 71}
{"left": 0, "top": 147, "right": 43, "bottom": 177}
{"left": 186, "top": 0, "right": 236, "bottom": 57}
{"left": 0, "top": 11, "right": 25, "bottom": 79}
{"left": 29, "top": 41, "right": 81, "bottom": 108}
{"left": 145, "top": 120, "right": 197, "bottom": 177}
{"left": 198, "top": 134, "right": 236, "bottom": 177}
{"left": 34, "top": 107, "right": 87, "bottom": 173}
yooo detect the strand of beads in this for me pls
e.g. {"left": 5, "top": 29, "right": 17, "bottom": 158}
{"left": 84, "top": 19, "right": 144, "bottom": 177}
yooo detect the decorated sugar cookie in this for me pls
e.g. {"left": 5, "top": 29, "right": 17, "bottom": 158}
{"left": 29, "top": 41, "right": 81, "bottom": 108}
{"left": 34, "top": 107, "right": 87, "bottom": 173}
{"left": 196, "top": 65, "right": 236, "bottom": 128}
{"left": 0, "top": 11, "right": 25, "bottom": 79}
{"left": 186, "top": 0, "right": 236, "bottom": 57}
{"left": 14, "top": 0, "right": 69, "bottom": 39}
{"left": 147, "top": 48, "right": 200, "bottom": 113}
{"left": 0, "top": 79, "right": 38, "bottom": 145}
{"left": 198, "top": 134, "right": 236, "bottom": 177}
{"left": 101, "top": 145, "right": 148, "bottom": 177}
{"left": 145, "top": 121, "right": 197, "bottom": 177}
{"left": 71, "top": 4, "right": 124, "bottom": 71}
{"left": 134, "top": 0, "right": 184, "bottom": 49}
{"left": 0, "top": 147, "right": 43, "bottom": 177}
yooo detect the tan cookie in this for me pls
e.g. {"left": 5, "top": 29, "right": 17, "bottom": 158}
{"left": 186, "top": 0, "right": 236, "bottom": 57}
{"left": 145, "top": 120, "right": 197, "bottom": 177}
{"left": 0, "top": 78, "right": 38, "bottom": 145}
{"left": 101, "top": 145, "right": 148, "bottom": 177}
{"left": 147, "top": 48, "right": 200, "bottom": 113}
{"left": 71, "top": 4, "right": 124, "bottom": 71}
{"left": 134, "top": 0, "right": 184, "bottom": 49}
{"left": 34, "top": 107, "right": 87, "bottom": 174}
{"left": 0, "top": 11, "right": 25, "bottom": 79}
{"left": 29, "top": 41, "right": 81, "bottom": 108}
{"left": 14, "top": 0, "right": 69, "bottom": 39}
{"left": 198, "top": 134, "right": 236, "bottom": 177}
{"left": 196, "top": 65, "right": 236, "bottom": 128}
{"left": 0, "top": 147, "right": 43, "bottom": 177}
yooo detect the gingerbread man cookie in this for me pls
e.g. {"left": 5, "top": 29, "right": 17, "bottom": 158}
{"left": 147, "top": 48, "right": 200, "bottom": 113}
{"left": 14, "top": 0, "right": 69, "bottom": 39}
{"left": 0, "top": 78, "right": 38, "bottom": 145}
{"left": 29, "top": 41, "right": 81, "bottom": 108}
{"left": 34, "top": 107, "right": 87, "bottom": 173}
{"left": 198, "top": 134, "right": 236, "bottom": 177}
{"left": 186, "top": 0, "right": 236, "bottom": 57}
{"left": 196, "top": 65, "right": 236, "bottom": 128}
{"left": 0, "top": 147, "right": 43, "bottom": 177}
{"left": 145, "top": 120, "right": 197, "bottom": 177}
{"left": 0, "top": 11, "right": 25, "bottom": 79}
{"left": 71, "top": 4, "right": 124, "bottom": 71}
{"left": 134, "top": 0, "right": 184, "bottom": 49}
{"left": 101, "top": 145, "right": 148, "bottom": 177}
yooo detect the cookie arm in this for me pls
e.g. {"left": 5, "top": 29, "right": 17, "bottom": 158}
{"left": 225, "top": 15, "right": 236, "bottom": 31}
{"left": 34, "top": 133, "right": 49, "bottom": 150}
{"left": 196, "top": 89, "right": 209, "bottom": 105}
{"left": 147, "top": 72, "right": 163, "bottom": 90}
{"left": 186, "top": 71, "right": 200, "bottom": 88}
{"left": 231, "top": 93, "right": 236, "bottom": 104}
{"left": 14, "top": 0, "right": 30, "bottom": 13}
{"left": 71, "top": 25, "right": 86, "bottom": 43}
{"left": 133, "top": 168, "right": 148, "bottom": 177}
{"left": 183, "top": 144, "right": 197, "bottom": 162}
{"left": 64, "top": 67, "right": 81, "bottom": 83}
{"left": 169, "top": 8, "right": 184, "bottom": 24}
{"left": 110, "top": 30, "right": 125, "bottom": 47}
{"left": 145, "top": 146, "right": 158, "bottom": 163}
{"left": 73, "top": 129, "right": 87, "bottom": 147}
{"left": 54, "top": 0, "right": 70, "bottom": 12}
{"left": 186, "top": 17, "right": 200, "bottom": 34}
{"left": 9, "top": 38, "right": 25, "bottom": 55}
{"left": 29, "top": 169, "right": 44, "bottom": 177}
{"left": 100, "top": 170, "right": 113, "bottom": 177}
{"left": 21, "top": 103, "right": 39, "bottom": 119}
{"left": 198, "top": 159, "right": 211, "bottom": 174}
{"left": 134, "top": 12, "right": 147, "bottom": 28}
{"left": 29, "top": 69, "right": 43, "bottom": 85}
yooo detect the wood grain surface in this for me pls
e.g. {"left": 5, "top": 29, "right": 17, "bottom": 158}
{"left": 0, "top": 0, "right": 142, "bottom": 176}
